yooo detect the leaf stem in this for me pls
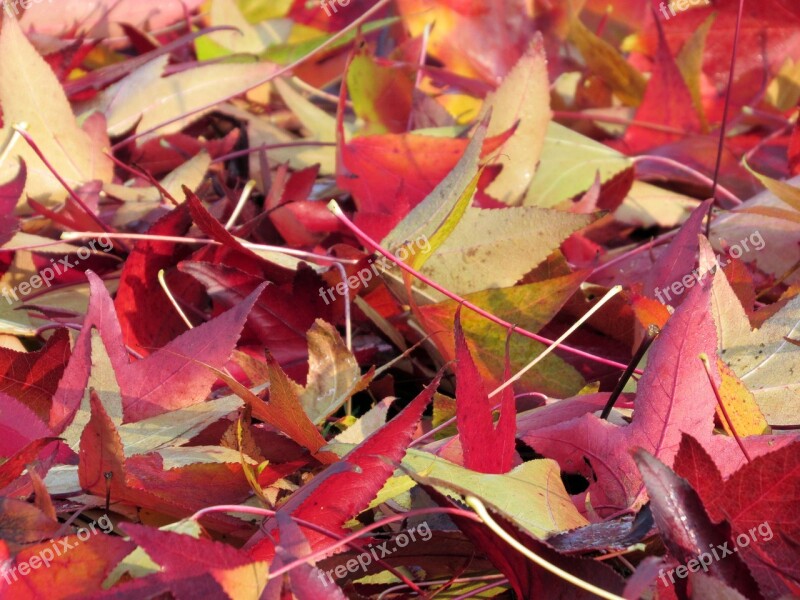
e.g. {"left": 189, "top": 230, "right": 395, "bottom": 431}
{"left": 590, "top": 230, "right": 678, "bottom": 277}
{"left": 210, "top": 141, "right": 338, "bottom": 164}
{"left": 191, "top": 503, "right": 481, "bottom": 593}
{"left": 60, "top": 231, "right": 357, "bottom": 264}
{"left": 553, "top": 110, "right": 687, "bottom": 135}
{"left": 600, "top": 324, "right": 660, "bottom": 420}
{"left": 157, "top": 269, "right": 194, "bottom": 329}
{"left": 13, "top": 127, "right": 127, "bottom": 250}
{"left": 707, "top": 0, "right": 746, "bottom": 236}
{"left": 489, "top": 285, "right": 623, "bottom": 398}
{"left": 464, "top": 495, "right": 625, "bottom": 600}
{"left": 224, "top": 180, "right": 257, "bottom": 230}
{"left": 633, "top": 155, "right": 742, "bottom": 207}
{"left": 189, "top": 505, "right": 431, "bottom": 597}
{"left": 0, "top": 122, "right": 27, "bottom": 170}
{"left": 326, "top": 201, "right": 632, "bottom": 372}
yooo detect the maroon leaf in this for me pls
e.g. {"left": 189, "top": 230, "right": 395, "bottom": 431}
{"left": 634, "top": 448, "right": 760, "bottom": 598}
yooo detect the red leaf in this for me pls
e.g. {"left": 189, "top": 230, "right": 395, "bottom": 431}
{"left": 338, "top": 130, "right": 512, "bottom": 239}
{"left": 520, "top": 279, "right": 792, "bottom": 514}
{"left": 519, "top": 280, "right": 721, "bottom": 512}
{"left": 120, "top": 523, "right": 254, "bottom": 574}
{"left": 119, "top": 279, "right": 267, "bottom": 421}
{"left": 0, "top": 437, "right": 60, "bottom": 490}
{"left": 673, "top": 433, "right": 724, "bottom": 509}
{"left": 643, "top": 199, "right": 713, "bottom": 305}
{"left": 263, "top": 512, "right": 347, "bottom": 599}
{"left": 246, "top": 372, "right": 443, "bottom": 560}
{"left": 178, "top": 261, "right": 329, "bottom": 372}
{"left": 623, "top": 22, "right": 702, "bottom": 153}
{"left": 78, "top": 389, "right": 125, "bottom": 494}
{"left": 0, "top": 532, "right": 133, "bottom": 599}
{"left": 124, "top": 454, "right": 252, "bottom": 511}
{"left": 113, "top": 203, "right": 195, "bottom": 355}
{"left": 184, "top": 187, "right": 264, "bottom": 263}
{"left": 52, "top": 269, "right": 267, "bottom": 425}
{"left": 0, "top": 328, "right": 70, "bottom": 423}
{"left": 0, "top": 497, "right": 61, "bottom": 544}
{"left": 454, "top": 307, "right": 515, "bottom": 473}
{"left": 634, "top": 449, "right": 760, "bottom": 598}
{"left": 50, "top": 272, "right": 129, "bottom": 434}
{"left": 703, "top": 442, "right": 800, "bottom": 598}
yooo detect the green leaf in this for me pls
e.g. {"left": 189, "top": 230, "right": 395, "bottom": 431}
{"left": 524, "top": 121, "right": 633, "bottom": 208}
{"left": 402, "top": 449, "right": 588, "bottom": 538}
{"left": 418, "top": 271, "right": 588, "bottom": 397}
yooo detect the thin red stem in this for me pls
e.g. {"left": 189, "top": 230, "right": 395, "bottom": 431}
{"left": 329, "top": 204, "right": 633, "bottom": 372}
{"left": 14, "top": 129, "right": 125, "bottom": 249}
{"left": 192, "top": 504, "right": 481, "bottom": 590}
{"left": 707, "top": 0, "right": 746, "bottom": 235}
{"left": 104, "top": 151, "right": 178, "bottom": 205}
{"left": 633, "top": 155, "right": 743, "bottom": 206}
{"left": 190, "top": 505, "right": 429, "bottom": 596}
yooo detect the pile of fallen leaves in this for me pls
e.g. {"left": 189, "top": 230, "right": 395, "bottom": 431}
{"left": 0, "top": 0, "right": 799, "bottom": 598}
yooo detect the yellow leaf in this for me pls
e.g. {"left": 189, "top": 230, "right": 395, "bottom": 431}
{"left": 418, "top": 272, "right": 587, "bottom": 397}
{"left": 403, "top": 450, "right": 589, "bottom": 538}
{"left": 299, "top": 320, "right": 372, "bottom": 425}
{"left": 676, "top": 14, "right": 714, "bottom": 131}
{"left": 524, "top": 122, "right": 632, "bottom": 208}
{"left": 766, "top": 57, "right": 800, "bottom": 111}
{"left": 568, "top": 17, "right": 646, "bottom": 107}
{"left": 742, "top": 159, "right": 800, "bottom": 213}
{"left": 88, "top": 56, "right": 279, "bottom": 140}
{"left": 383, "top": 119, "right": 488, "bottom": 272}
{"left": 715, "top": 358, "right": 771, "bottom": 436}
{"left": 417, "top": 206, "right": 593, "bottom": 296}
{"left": 484, "top": 36, "right": 552, "bottom": 204}
{"left": 0, "top": 17, "right": 112, "bottom": 205}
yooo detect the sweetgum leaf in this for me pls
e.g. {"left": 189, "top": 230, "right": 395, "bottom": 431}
{"left": 246, "top": 372, "right": 443, "bottom": 560}
{"left": 634, "top": 449, "right": 760, "bottom": 598}
{"left": 0, "top": 18, "right": 113, "bottom": 205}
